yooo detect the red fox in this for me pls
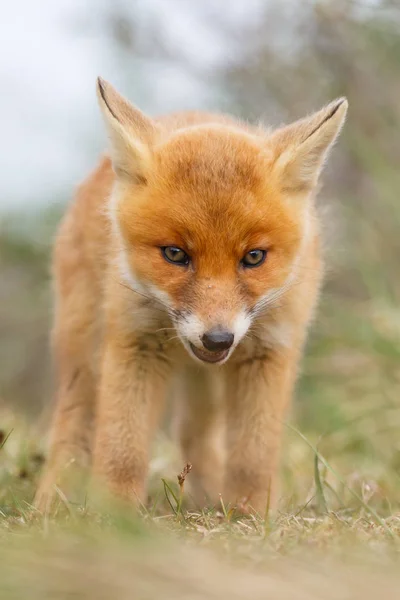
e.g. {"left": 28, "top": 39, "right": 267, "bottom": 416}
{"left": 35, "top": 78, "right": 347, "bottom": 514}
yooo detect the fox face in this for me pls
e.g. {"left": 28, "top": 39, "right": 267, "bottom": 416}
{"left": 97, "top": 79, "right": 347, "bottom": 364}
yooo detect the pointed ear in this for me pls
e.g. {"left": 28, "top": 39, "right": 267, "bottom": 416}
{"left": 96, "top": 77, "right": 158, "bottom": 183}
{"left": 270, "top": 98, "right": 348, "bottom": 194}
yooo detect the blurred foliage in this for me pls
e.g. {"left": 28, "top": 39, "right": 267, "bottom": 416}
{"left": 1, "top": 0, "right": 400, "bottom": 508}
{"left": 0, "top": 210, "right": 62, "bottom": 419}
{"left": 215, "top": 0, "right": 400, "bottom": 499}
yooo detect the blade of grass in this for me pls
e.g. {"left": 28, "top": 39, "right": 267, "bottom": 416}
{"left": 0, "top": 429, "right": 13, "bottom": 450}
{"left": 219, "top": 494, "right": 229, "bottom": 520}
{"left": 314, "top": 450, "right": 328, "bottom": 513}
{"left": 54, "top": 485, "right": 73, "bottom": 518}
{"left": 263, "top": 479, "right": 272, "bottom": 538}
{"left": 286, "top": 422, "right": 396, "bottom": 540}
{"left": 161, "top": 479, "right": 178, "bottom": 516}
{"left": 294, "top": 495, "right": 315, "bottom": 518}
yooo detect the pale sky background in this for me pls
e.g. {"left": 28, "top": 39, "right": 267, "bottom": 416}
{"left": 0, "top": 0, "right": 264, "bottom": 212}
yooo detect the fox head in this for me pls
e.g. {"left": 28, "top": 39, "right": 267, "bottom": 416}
{"left": 97, "top": 77, "right": 347, "bottom": 364}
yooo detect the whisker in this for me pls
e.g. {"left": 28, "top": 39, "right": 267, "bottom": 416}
{"left": 250, "top": 276, "right": 304, "bottom": 318}
{"left": 164, "top": 334, "right": 181, "bottom": 344}
{"left": 114, "top": 278, "right": 169, "bottom": 315}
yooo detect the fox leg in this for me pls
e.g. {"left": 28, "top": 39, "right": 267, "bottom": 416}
{"left": 223, "top": 349, "right": 299, "bottom": 515}
{"left": 175, "top": 366, "right": 225, "bottom": 507}
{"left": 34, "top": 324, "right": 97, "bottom": 512}
{"left": 92, "top": 337, "right": 172, "bottom": 506}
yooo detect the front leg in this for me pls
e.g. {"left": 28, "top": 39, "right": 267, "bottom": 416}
{"left": 224, "top": 349, "right": 299, "bottom": 515}
{"left": 92, "top": 336, "right": 172, "bottom": 506}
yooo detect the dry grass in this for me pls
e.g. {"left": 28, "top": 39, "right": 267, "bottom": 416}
{"left": 1, "top": 400, "right": 400, "bottom": 599}
{"left": 2, "top": 231, "right": 400, "bottom": 596}
{"left": 3, "top": 5, "right": 400, "bottom": 596}
{"left": 1, "top": 526, "right": 400, "bottom": 600}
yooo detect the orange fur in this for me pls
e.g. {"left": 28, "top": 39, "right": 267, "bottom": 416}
{"left": 35, "top": 78, "right": 347, "bottom": 514}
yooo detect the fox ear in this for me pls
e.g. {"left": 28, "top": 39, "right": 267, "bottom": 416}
{"left": 96, "top": 77, "right": 157, "bottom": 183}
{"left": 271, "top": 98, "right": 348, "bottom": 194}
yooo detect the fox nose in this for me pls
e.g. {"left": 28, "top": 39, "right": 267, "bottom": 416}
{"left": 201, "top": 327, "right": 234, "bottom": 352}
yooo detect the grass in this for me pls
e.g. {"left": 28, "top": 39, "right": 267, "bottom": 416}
{"left": 4, "top": 6, "right": 400, "bottom": 592}
{"left": 1, "top": 358, "right": 400, "bottom": 600}
{"left": 1, "top": 281, "right": 400, "bottom": 598}
{"left": 1, "top": 282, "right": 400, "bottom": 598}
{"left": 2, "top": 204, "right": 400, "bottom": 597}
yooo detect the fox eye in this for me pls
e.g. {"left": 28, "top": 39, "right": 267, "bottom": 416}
{"left": 162, "top": 246, "right": 190, "bottom": 266}
{"left": 242, "top": 249, "right": 266, "bottom": 268}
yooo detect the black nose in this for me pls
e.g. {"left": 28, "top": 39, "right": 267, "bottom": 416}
{"left": 201, "top": 327, "right": 234, "bottom": 352}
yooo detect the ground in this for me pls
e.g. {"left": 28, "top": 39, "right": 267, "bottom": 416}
{"left": 1, "top": 371, "right": 400, "bottom": 600}
{"left": 2, "top": 214, "right": 400, "bottom": 598}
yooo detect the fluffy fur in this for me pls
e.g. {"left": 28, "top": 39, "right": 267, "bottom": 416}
{"left": 35, "top": 78, "right": 347, "bottom": 514}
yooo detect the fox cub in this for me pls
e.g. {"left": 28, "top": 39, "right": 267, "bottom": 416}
{"left": 35, "top": 78, "right": 347, "bottom": 514}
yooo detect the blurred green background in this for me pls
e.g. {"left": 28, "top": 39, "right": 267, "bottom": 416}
{"left": 1, "top": 0, "right": 400, "bottom": 514}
